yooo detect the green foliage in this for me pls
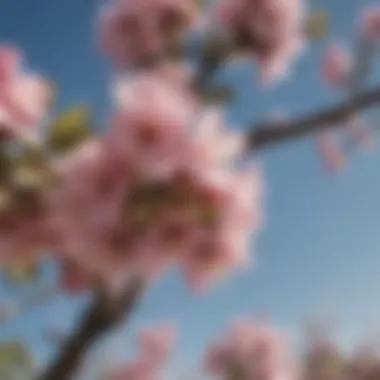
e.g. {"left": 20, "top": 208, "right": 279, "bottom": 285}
{"left": 1, "top": 262, "right": 41, "bottom": 288}
{"left": 306, "top": 10, "right": 329, "bottom": 40}
{"left": 203, "top": 85, "right": 234, "bottom": 104}
{"left": 0, "top": 341, "right": 34, "bottom": 380}
{"left": 47, "top": 105, "right": 92, "bottom": 153}
{"left": 13, "top": 145, "right": 45, "bottom": 170}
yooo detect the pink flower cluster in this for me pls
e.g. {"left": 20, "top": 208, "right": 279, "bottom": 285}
{"left": 216, "top": 0, "right": 305, "bottom": 84}
{"left": 321, "top": 43, "right": 352, "bottom": 87}
{"left": 359, "top": 6, "right": 380, "bottom": 42}
{"left": 103, "top": 323, "right": 176, "bottom": 380}
{"left": 98, "top": 0, "right": 199, "bottom": 67}
{"left": 303, "top": 333, "right": 380, "bottom": 380}
{"left": 100, "top": 320, "right": 380, "bottom": 380}
{"left": 204, "top": 319, "right": 294, "bottom": 380}
{"left": 53, "top": 66, "right": 262, "bottom": 292}
{"left": 0, "top": 45, "right": 55, "bottom": 266}
{"left": 318, "top": 13, "right": 377, "bottom": 173}
{"left": 0, "top": 46, "right": 52, "bottom": 142}
{"left": 303, "top": 336, "right": 343, "bottom": 380}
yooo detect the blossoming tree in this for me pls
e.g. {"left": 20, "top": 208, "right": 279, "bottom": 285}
{"left": 0, "top": 1, "right": 380, "bottom": 379}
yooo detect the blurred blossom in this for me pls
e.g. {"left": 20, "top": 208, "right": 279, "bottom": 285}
{"left": 102, "top": 323, "right": 176, "bottom": 380}
{"left": 204, "top": 319, "right": 294, "bottom": 380}
{"left": 98, "top": 0, "right": 199, "bottom": 68}
{"left": 343, "top": 115, "right": 373, "bottom": 151}
{"left": 303, "top": 337, "right": 344, "bottom": 380}
{"left": 138, "top": 324, "right": 177, "bottom": 363}
{"left": 215, "top": 0, "right": 305, "bottom": 84}
{"left": 316, "top": 133, "right": 346, "bottom": 173}
{"left": 359, "top": 6, "right": 380, "bottom": 42}
{"left": 0, "top": 46, "right": 21, "bottom": 86}
{"left": 347, "top": 344, "right": 380, "bottom": 380}
{"left": 52, "top": 72, "right": 262, "bottom": 292}
{"left": 0, "top": 45, "right": 52, "bottom": 142}
{"left": 104, "top": 358, "right": 160, "bottom": 380}
{"left": 321, "top": 43, "right": 352, "bottom": 87}
{"left": 59, "top": 259, "right": 93, "bottom": 294}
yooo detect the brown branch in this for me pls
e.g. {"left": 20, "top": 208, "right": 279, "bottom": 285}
{"left": 36, "top": 278, "right": 145, "bottom": 380}
{"left": 36, "top": 85, "right": 380, "bottom": 380}
{"left": 249, "top": 85, "right": 380, "bottom": 149}
{"left": 35, "top": 42, "right": 380, "bottom": 380}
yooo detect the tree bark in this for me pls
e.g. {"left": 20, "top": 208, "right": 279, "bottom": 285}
{"left": 249, "top": 85, "right": 380, "bottom": 149}
{"left": 36, "top": 278, "right": 145, "bottom": 380}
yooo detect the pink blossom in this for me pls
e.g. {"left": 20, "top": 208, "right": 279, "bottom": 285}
{"left": 216, "top": 0, "right": 305, "bottom": 84}
{"left": 109, "top": 68, "right": 197, "bottom": 179}
{"left": 348, "top": 344, "right": 380, "bottom": 380}
{"left": 304, "top": 337, "right": 343, "bottom": 380}
{"left": 204, "top": 319, "right": 294, "bottom": 380}
{"left": 344, "top": 115, "right": 373, "bottom": 150}
{"left": 322, "top": 43, "right": 352, "bottom": 86}
{"left": 316, "top": 133, "right": 346, "bottom": 173}
{"left": 138, "top": 324, "right": 177, "bottom": 363}
{"left": 0, "top": 166, "right": 59, "bottom": 266}
{"left": 0, "top": 46, "right": 21, "bottom": 87}
{"left": 192, "top": 108, "right": 246, "bottom": 165}
{"left": 98, "top": 0, "right": 199, "bottom": 67}
{"left": 102, "top": 323, "right": 176, "bottom": 380}
{"left": 53, "top": 72, "right": 261, "bottom": 292}
{"left": 359, "top": 6, "right": 380, "bottom": 41}
{"left": 0, "top": 220, "right": 54, "bottom": 265}
{"left": 179, "top": 164, "right": 262, "bottom": 291}
{"left": 104, "top": 359, "right": 159, "bottom": 380}
{"left": 60, "top": 259, "right": 93, "bottom": 294}
{"left": 50, "top": 139, "right": 134, "bottom": 280}
{"left": 0, "top": 46, "right": 51, "bottom": 142}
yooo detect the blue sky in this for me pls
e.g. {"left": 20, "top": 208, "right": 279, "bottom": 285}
{"left": 0, "top": 0, "right": 380, "bottom": 378}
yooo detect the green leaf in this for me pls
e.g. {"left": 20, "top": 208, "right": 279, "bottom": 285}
{"left": 305, "top": 10, "right": 329, "bottom": 40}
{"left": 1, "top": 262, "right": 41, "bottom": 287}
{"left": 0, "top": 341, "right": 34, "bottom": 378}
{"left": 14, "top": 145, "right": 45, "bottom": 169}
{"left": 203, "top": 85, "right": 234, "bottom": 104}
{"left": 47, "top": 105, "right": 92, "bottom": 153}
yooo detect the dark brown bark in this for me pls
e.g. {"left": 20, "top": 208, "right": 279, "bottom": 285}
{"left": 249, "top": 86, "right": 380, "bottom": 149}
{"left": 36, "top": 278, "right": 145, "bottom": 380}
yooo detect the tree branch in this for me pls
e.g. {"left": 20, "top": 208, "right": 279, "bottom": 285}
{"left": 37, "top": 85, "right": 380, "bottom": 380}
{"left": 36, "top": 278, "right": 145, "bottom": 380}
{"left": 249, "top": 85, "right": 380, "bottom": 149}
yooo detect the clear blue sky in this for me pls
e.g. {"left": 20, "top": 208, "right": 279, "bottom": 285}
{"left": 0, "top": 0, "right": 380, "bottom": 378}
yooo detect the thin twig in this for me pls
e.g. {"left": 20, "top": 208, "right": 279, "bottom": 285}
{"left": 249, "top": 85, "right": 380, "bottom": 149}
